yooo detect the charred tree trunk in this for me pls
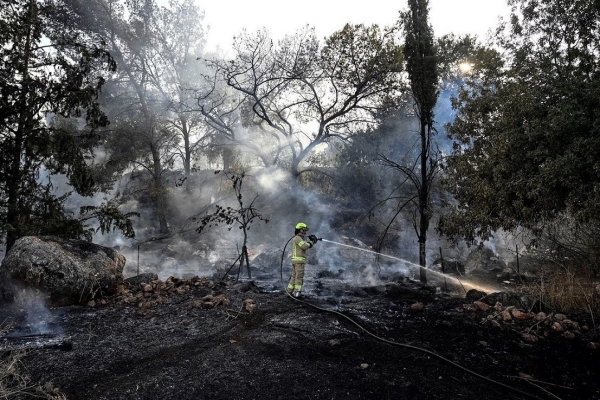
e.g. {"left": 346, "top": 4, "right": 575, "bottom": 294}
{"left": 151, "top": 143, "right": 169, "bottom": 233}
{"left": 6, "top": 5, "right": 34, "bottom": 255}
{"left": 180, "top": 115, "right": 192, "bottom": 192}
{"left": 418, "top": 121, "right": 431, "bottom": 283}
{"left": 6, "top": 133, "right": 24, "bottom": 255}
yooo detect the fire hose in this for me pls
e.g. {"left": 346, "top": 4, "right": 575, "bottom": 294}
{"left": 279, "top": 236, "right": 545, "bottom": 400}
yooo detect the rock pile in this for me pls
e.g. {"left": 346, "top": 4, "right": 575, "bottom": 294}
{"left": 91, "top": 275, "right": 231, "bottom": 313}
{"left": 458, "top": 292, "right": 598, "bottom": 350}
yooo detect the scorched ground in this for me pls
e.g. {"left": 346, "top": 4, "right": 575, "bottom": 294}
{"left": 5, "top": 277, "right": 600, "bottom": 400}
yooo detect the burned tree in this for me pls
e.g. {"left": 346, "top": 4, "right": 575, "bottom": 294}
{"left": 194, "top": 171, "right": 268, "bottom": 280}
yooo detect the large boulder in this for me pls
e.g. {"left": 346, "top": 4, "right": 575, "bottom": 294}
{"left": 0, "top": 236, "right": 126, "bottom": 306}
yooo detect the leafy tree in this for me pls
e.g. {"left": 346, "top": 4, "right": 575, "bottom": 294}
{"left": 436, "top": 34, "right": 480, "bottom": 85}
{"left": 0, "top": 0, "right": 134, "bottom": 253}
{"left": 331, "top": 33, "right": 479, "bottom": 263}
{"left": 198, "top": 24, "right": 405, "bottom": 178}
{"left": 70, "top": 0, "right": 207, "bottom": 233}
{"left": 104, "top": 0, "right": 175, "bottom": 234}
{"left": 440, "top": 0, "right": 600, "bottom": 246}
{"left": 148, "top": 0, "right": 208, "bottom": 188}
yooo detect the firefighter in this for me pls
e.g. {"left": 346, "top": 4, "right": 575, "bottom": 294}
{"left": 287, "top": 222, "right": 318, "bottom": 298}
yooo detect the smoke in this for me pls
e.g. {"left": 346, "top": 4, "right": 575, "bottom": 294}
{"left": 1, "top": 282, "right": 63, "bottom": 337}
{"left": 433, "top": 83, "right": 460, "bottom": 154}
{"left": 0, "top": 39, "right": 509, "bottom": 291}
{"left": 17, "top": 289, "right": 57, "bottom": 335}
{"left": 256, "top": 167, "right": 289, "bottom": 193}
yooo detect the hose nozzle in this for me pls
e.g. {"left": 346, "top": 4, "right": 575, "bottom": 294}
{"left": 308, "top": 234, "right": 323, "bottom": 242}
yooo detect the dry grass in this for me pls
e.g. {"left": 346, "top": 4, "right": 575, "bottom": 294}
{"left": 0, "top": 350, "right": 67, "bottom": 400}
{"left": 0, "top": 320, "right": 66, "bottom": 400}
{"left": 523, "top": 263, "right": 600, "bottom": 329}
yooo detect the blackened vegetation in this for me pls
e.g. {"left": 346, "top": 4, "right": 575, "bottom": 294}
{"left": 6, "top": 278, "right": 599, "bottom": 400}
{"left": 194, "top": 171, "right": 269, "bottom": 234}
{"left": 194, "top": 171, "right": 269, "bottom": 280}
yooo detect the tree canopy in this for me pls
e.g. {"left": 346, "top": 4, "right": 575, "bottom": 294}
{"left": 0, "top": 0, "right": 135, "bottom": 253}
{"left": 440, "top": 0, "right": 600, "bottom": 244}
{"left": 198, "top": 24, "right": 405, "bottom": 178}
{"left": 70, "top": 0, "right": 208, "bottom": 233}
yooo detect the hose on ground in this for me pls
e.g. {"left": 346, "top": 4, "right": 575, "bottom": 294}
{"left": 278, "top": 239, "right": 545, "bottom": 400}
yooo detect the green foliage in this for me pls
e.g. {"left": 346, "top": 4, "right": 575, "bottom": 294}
{"left": 440, "top": 0, "right": 600, "bottom": 244}
{"left": 436, "top": 34, "right": 481, "bottom": 82}
{"left": 79, "top": 198, "right": 139, "bottom": 240}
{"left": 9, "top": 189, "right": 85, "bottom": 240}
{"left": 322, "top": 23, "right": 405, "bottom": 102}
{"left": 74, "top": 0, "right": 207, "bottom": 232}
{"left": 0, "top": 0, "right": 135, "bottom": 252}
{"left": 402, "top": 0, "right": 439, "bottom": 122}
{"left": 396, "top": 0, "right": 440, "bottom": 276}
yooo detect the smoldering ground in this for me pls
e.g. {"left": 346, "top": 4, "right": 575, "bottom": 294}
{"left": 4, "top": 272, "right": 599, "bottom": 400}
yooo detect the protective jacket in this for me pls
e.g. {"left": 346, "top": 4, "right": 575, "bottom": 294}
{"left": 291, "top": 235, "right": 312, "bottom": 264}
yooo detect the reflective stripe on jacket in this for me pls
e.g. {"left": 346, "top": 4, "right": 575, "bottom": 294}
{"left": 291, "top": 234, "right": 312, "bottom": 263}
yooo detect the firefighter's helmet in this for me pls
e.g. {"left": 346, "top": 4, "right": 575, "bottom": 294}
{"left": 295, "top": 222, "right": 308, "bottom": 230}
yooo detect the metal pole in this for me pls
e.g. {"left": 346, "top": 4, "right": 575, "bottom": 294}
{"left": 439, "top": 247, "right": 447, "bottom": 292}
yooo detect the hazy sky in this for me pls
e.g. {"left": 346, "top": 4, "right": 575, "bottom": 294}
{"left": 199, "top": 0, "right": 511, "bottom": 54}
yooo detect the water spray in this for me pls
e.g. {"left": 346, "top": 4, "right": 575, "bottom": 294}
{"left": 321, "top": 239, "right": 413, "bottom": 264}
{"left": 279, "top": 237, "right": 541, "bottom": 400}
{"left": 319, "top": 238, "right": 501, "bottom": 294}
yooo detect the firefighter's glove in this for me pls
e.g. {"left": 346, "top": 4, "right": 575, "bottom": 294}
{"left": 308, "top": 235, "right": 318, "bottom": 244}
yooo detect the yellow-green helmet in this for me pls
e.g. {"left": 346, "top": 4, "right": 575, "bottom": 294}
{"left": 295, "top": 222, "right": 308, "bottom": 230}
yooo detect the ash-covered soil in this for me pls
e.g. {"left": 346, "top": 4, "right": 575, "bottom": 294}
{"left": 4, "top": 278, "right": 600, "bottom": 400}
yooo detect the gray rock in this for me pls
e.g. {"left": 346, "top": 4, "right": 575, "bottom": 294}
{"left": 480, "top": 291, "right": 537, "bottom": 310}
{"left": 465, "top": 289, "right": 487, "bottom": 301}
{"left": 0, "top": 236, "right": 125, "bottom": 306}
{"left": 465, "top": 247, "right": 506, "bottom": 274}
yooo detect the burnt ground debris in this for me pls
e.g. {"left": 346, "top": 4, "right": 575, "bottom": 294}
{"left": 2, "top": 278, "right": 600, "bottom": 400}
